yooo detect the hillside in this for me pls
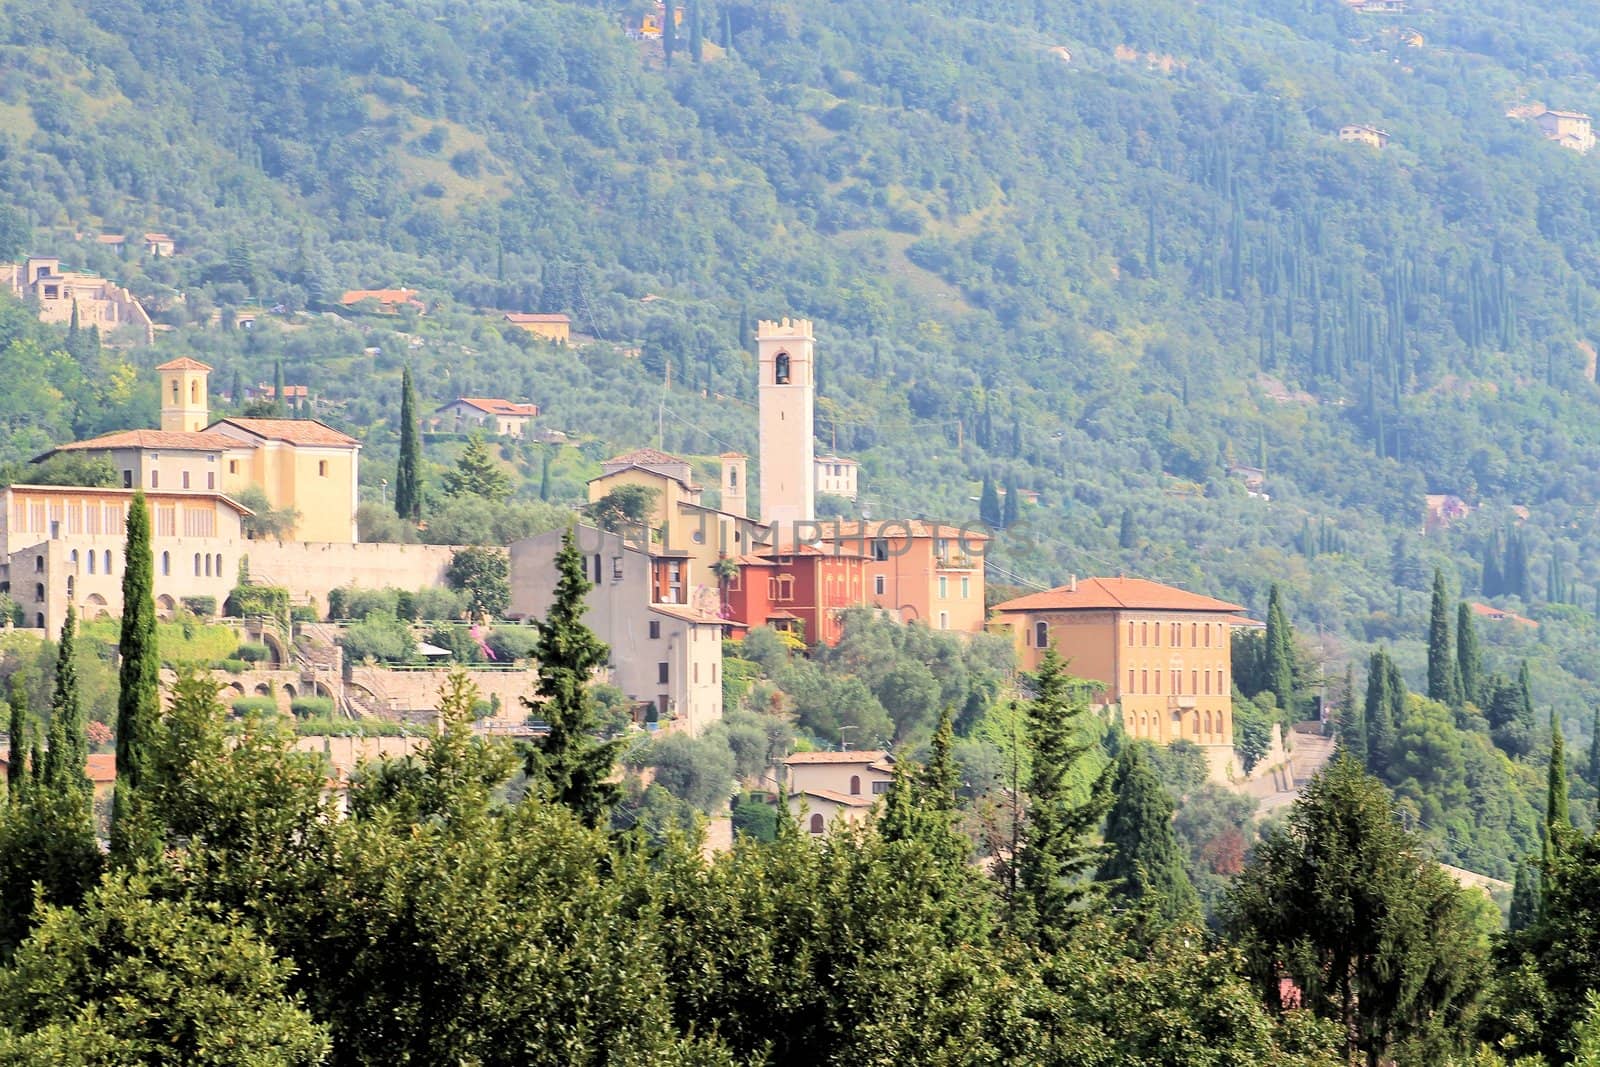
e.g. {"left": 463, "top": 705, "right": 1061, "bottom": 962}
{"left": 4, "top": 0, "right": 1600, "bottom": 847}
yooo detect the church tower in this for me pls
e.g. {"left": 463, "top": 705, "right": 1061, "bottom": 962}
{"left": 156, "top": 357, "right": 212, "bottom": 433}
{"left": 756, "top": 318, "right": 815, "bottom": 528}
{"left": 720, "top": 452, "right": 749, "bottom": 519}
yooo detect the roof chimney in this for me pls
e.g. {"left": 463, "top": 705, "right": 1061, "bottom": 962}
{"left": 1068, "top": 573, "right": 1077, "bottom": 592}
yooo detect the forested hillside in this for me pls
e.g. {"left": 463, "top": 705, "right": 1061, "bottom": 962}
{"left": 5, "top": 0, "right": 1600, "bottom": 852}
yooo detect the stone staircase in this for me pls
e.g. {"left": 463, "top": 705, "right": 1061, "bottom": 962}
{"left": 1239, "top": 722, "right": 1338, "bottom": 817}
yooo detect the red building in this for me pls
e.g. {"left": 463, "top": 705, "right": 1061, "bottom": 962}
{"left": 723, "top": 543, "right": 869, "bottom": 646}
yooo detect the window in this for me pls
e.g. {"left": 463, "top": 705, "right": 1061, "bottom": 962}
{"left": 182, "top": 471, "right": 190, "bottom": 489}
{"left": 591, "top": 555, "right": 601, "bottom": 583}
{"left": 65, "top": 575, "right": 73, "bottom": 599}
{"left": 190, "top": 380, "right": 199, "bottom": 403}
{"left": 34, "top": 584, "right": 43, "bottom": 602}
{"left": 161, "top": 551, "right": 170, "bottom": 576}
{"left": 207, "top": 472, "right": 215, "bottom": 490}
{"left": 1172, "top": 669, "right": 1181, "bottom": 693}
{"left": 204, "top": 555, "right": 212, "bottom": 577}
{"left": 87, "top": 552, "right": 95, "bottom": 575}
{"left": 872, "top": 539, "right": 889, "bottom": 562}
{"left": 150, "top": 471, "right": 158, "bottom": 488}
{"left": 1191, "top": 622, "right": 1198, "bottom": 645}
{"left": 318, "top": 460, "right": 328, "bottom": 477}
{"left": 194, "top": 553, "right": 202, "bottom": 576}
{"left": 1155, "top": 671, "right": 1161, "bottom": 694}
{"left": 648, "top": 620, "right": 661, "bottom": 640}
{"left": 34, "top": 556, "right": 42, "bottom": 573}
{"left": 849, "top": 775, "right": 862, "bottom": 796}
{"left": 938, "top": 576, "right": 948, "bottom": 598}
{"left": 1035, "top": 620, "right": 1048, "bottom": 649}
{"left": 1128, "top": 621, "right": 1135, "bottom": 645}
{"left": 728, "top": 467, "right": 738, "bottom": 488}
{"left": 1172, "top": 623, "right": 1181, "bottom": 646}
{"left": 122, "top": 470, "right": 133, "bottom": 488}
{"left": 1204, "top": 671, "right": 1211, "bottom": 695}
{"left": 1141, "top": 668, "right": 1149, "bottom": 694}
{"left": 1192, "top": 669, "right": 1198, "bottom": 694}
{"left": 874, "top": 575, "right": 886, "bottom": 596}
{"left": 938, "top": 611, "right": 949, "bottom": 630}
{"left": 171, "top": 380, "right": 180, "bottom": 403}
{"left": 1141, "top": 621, "right": 1148, "bottom": 645}
{"left": 612, "top": 557, "right": 623, "bottom": 580}
{"left": 103, "top": 550, "right": 111, "bottom": 573}
{"left": 693, "top": 663, "right": 700, "bottom": 683}
{"left": 1204, "top": 624, "right": 1211, "bottom": 647}
{"left": 1128, "top": 668, "right": 1135, "bottom": 693}
{"left": 774, "top": 352, "right": 791, "bottom": 384}
{"left": 872, "top": 780, "right": 890, "bottom": 795}
{"left": 228, "top": 460, "right": 238, "bottom": 475}
{"left": 658, "top": 662, "right": 669, "bottom": 684}
{"left": 809, "top": 813, "right": 825, "bottom": 835}
{"left": 961, "top": 576, "right": 970, "bottom": 598}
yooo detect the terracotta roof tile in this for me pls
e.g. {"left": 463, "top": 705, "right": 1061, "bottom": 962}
{"left": 450, "top": 397, "right": 540, "bottom": 417}
{"left": 994, "top": 576, "right": 1244, "bottom": 614}
{"left": 47, "top": 429, "right": 240, "bottom": 454}
{"left": 649, "top": 603, "right": 725, "bottom": 625}
{"left": 155, "top": 357, "right": 212, "bottom": 372}
{"left": 503, "top": 312, "right": 570, "bottom": 323}
{"left": 785, "top": 750, "right": 891, "bottom": 766}
{"left": 86, "top": 753, "right": 115, "bottom": 783}
{"left": 340, "top": 288, "right": 421, "bottom": 306}
{"left": 604, "top": 447, "right": 684, "bottom": 467}
{"left": 212, "top": 418, "right": 360, "bottom": 447}
{"left": 793, "top": 787, "right": 874, "bottom": 808}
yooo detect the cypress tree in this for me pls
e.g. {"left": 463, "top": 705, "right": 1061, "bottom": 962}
{"left": 230, "top": 368, "right": 244, "bottom": 408}
{"left": 1015, "top": 648, "right": 1113, "bottom": 948}
{"left": 1365, "top": 650, "right": 1395, "bottom": 776}
{"left": 538, "top": 447, "right": 553, "bottom": 502}
{"left": 688, "top": 0, "right": 702, "bottom": 62}
{"left": 1456, "top": 601, "right": 1482, "bottom": 706}
{"left": 1482, "top": 531, "right": 1504, "bottom": 597}
{"left": 1096, "top": 744, "right": 1201, "bottom": 932}
{"left": 1426, "top": 569, "right": 1461, "bottom": 707}
{"left": 1118, "top": 507, "right": 1136, "bottom": 549}
{"left": 1508, "top": 861, "right": 1539, "bottom": 933}
{"left": 1001, "top": 473, "right": 1020, "bottom": 530}
{"left": 1264, "top": 585, "right": 1296, "bottom": 717}
{"left": 978, "top": 475, "right": 1001, "bottom": 528}
{"left": 521, "top": 527, "right": 624, "bottom": 829}
{"left": 272, "top": 360, "right": 286, "bottom": 416}
{"left": 1589, "top": 708, "right": 1600, "bottom": 799}
{"left": 1336, "top": 663, "right": 1366, "bottom": 763}
{"left": 662, "top": 0, "right": 676, "bottom": 65}
{"left": 6, "top": 679, "right": 25, "bottom": 802}
{"left": 1546, "top": 709, "right": 1570, "bottom": 856}
{"left": 43, "top": 607, "right": 88, "bottom": 797}
{"left": 395, "top": 366, "right": 422, "bottom": 522}
{"left": 111, "top": 491, "right": 161, "bottom": 865}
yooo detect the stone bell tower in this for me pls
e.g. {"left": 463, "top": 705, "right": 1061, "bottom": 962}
{"left": 720, "top": 452, "right": 749, "bottom": 519}
{"left": 157, "top": 357, "right": 212, "bottom": 433}
{"left": 756, "top": 318, "right": 815, "bottom": 528}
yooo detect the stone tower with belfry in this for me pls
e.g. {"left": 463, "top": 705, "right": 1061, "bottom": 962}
{"left": 157, "top": 357, "right": 212, "bottom": 433}
{"left": 756, "top": 317, "right": 816, "bottom": 528}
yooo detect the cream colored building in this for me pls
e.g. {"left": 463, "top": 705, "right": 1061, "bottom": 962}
{"left": 814, "top": 455, "right": 859, "bottom": 500}
{"left": 432, "top": 397, "right": 541, "bottom": 438}
{"left": 1, "top": 484, "right": 252, "bottom": 633}
{"left": 757, "top": 318, "right": 816, "bottom": 529}
{"left": 503, "top": 312, "right": 571, "bottom": 343}
{"left": 1537, "top": 110, "right": 1595, "bottom": 153}
{"left": 41, "top": 359, "right": 361, "bottom": 543}
{"left": 1338, "top": 124, "right": 1390, "bottom": 149}
{"left": 508, "top": 525, "right": 723, "bottom": 736}
{"left": 784, "top": 750, "right": 894, "bottom": 835}
{"left": 2, "top": 256, "right": 154, "bottom": 343}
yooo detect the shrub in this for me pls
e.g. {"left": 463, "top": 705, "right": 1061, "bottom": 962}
{"left": 216, "top": 659, "right": 249, "bottom": 675}
{"left": 412, "top": 586, "right": 468, "bottom": 621}
{"left": 342, "top": 588, "right": 400, "bottom": 621}
{"left": 326, "top": 587, "right": 347, "bottom": 620}
{"left": 225, "top": 585, "right": 290, "bottom": 626}
{"left": 231, "top": 696, "right": 278, "bottom": 717}
{"left": 181, "top": 596, "right": 217, "bottom": 617}
{"left": 294, "top": 718, "right": 409, "bottom": 737}
{"left": 339, "top": 615, "right": 415, "bottom": 664}
{"left": 484, "top": 625, "right": 538, "bottom": 663}
{"left": 236, "top": 642, "right": 271, "bottom": 664}
{"left": 290, "top": 605, "right": 319, "bottom": 623}
{"left": 289, "top": 696, "right": 335, "bottom": 719}
{"left": 732, "top": 795, "right": 779, "bottom": 842}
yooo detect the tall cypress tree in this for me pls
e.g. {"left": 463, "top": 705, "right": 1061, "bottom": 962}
{"left": 521, "top": 527, "right": 623, "bottom": 829}
{"left": 1015, "top": 648, "right": 1113, "bottom": 948}
{"left": 1364, "top": 650, "right": 1395, "bottom": 776}
{"left": 43, "top": 607, "right": 88, "bottom": 797}
{"left": 1546, "top": 709, "right": 1570, "bottom": 862}
{"left": 1589, "top": 708, "right": 1600, "bottom": 801}
{"left": 111, "top": 491, "right": 161, "bottom": 865}
{"left": 272, "top": 360, "right": 286, "bottom": 417}
{"left": 1001, "top": 472, "right": 1020, "bottom": 530}
{"left": 1508, "top": 861, "right": 1539, "bottom": 933}
{"left": 1426, "top": 569, "right": 1461, "bottom": 707}
{"left": 6, "top": 679, "right": 26, "bottom": 802}
{"left": 1336, "top": 663, "right": 1366, "bottom": 763}
{"left": 1118, "top": 507, "right": 1137, "bottom": 549}
{"left": 662, "top": 0, "right": 676, "bottom": 64}
{"left": 395, "top": 366, "right": 422, "bottom": 523}
{"left": 1456, "top": 601, "right": 1482, "bottom": 706}
{"left": 1264, "top": 585, "right": 1296, "bottom": 717}
{"left": 687, "top": 0, "right": 702, "bottom": 61}
{"left": 978, "top": 475, "right": 1001, "bottom": 528}
{"left": 1096, "top": 744, "right": 1200, "bottom": 932}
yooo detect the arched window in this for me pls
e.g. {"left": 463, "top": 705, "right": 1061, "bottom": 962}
{"left": 34, "top": 556, "right": 43, "bottom": 573}
{"left": 190, "top": 380, "right": 199, "bottom": 403}
{"left": 161, "top": 551, "right": 170, "bottom": 576}
{"left": 88, "top": 551, "right": 96, "bottom": 574}
{"left": 729, "top": 467, "right": 738, "bottom": 488}
{"left": 215, "top": 554, "right": 223, "bottom": 577}
{"left": 849, "top": 775, "right": 861, "bottom": 796}
{"left": 34, "top": 613, "right": 43, "bottom": 628}
{"left": 104, "top": 550, "right": 111, "bottom": 573}
{"left": 194, "top": 553, "right": 201, "bottom": 576}
{"left": 774, "top": 352, "right": 791, "bottom": 385}
{"left": 69, "top": 549, "right": 78, "bottom": 569}
{"left": 34, "top": 584, "right": 44, "bottom": 602}
{"left": 1034, "top": 620, "right": 1048, "bottom": 649}
{"left": 65, "top": 575, "right": 74, "bottom": 600}
{"left": 809, "top": 813, "right": 825, "bottom": 835}
{"left": 204, "top": 555, "right": 212, "bottom": 577}
{"left": 171, "top": 380, "right": 179, "bottom": 403}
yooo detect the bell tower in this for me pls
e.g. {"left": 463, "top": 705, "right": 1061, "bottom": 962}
{"left": 720, "top": 452, "right": 749, "bottom": 519}
{"left": 156, "top": 357, "right": 212, "bottom": 433}
{"left": 756, "top": 318, "right": 815, "bottom": 528}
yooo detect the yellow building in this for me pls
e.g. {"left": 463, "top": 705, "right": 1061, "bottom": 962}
{"left": 39, "top": 359, "right": 360, "bottom": 543}
{"left": 503, "top": 312, "right": 571, "bottom": 343}
{"left": 991, "top": 576, "right": 1247, "bottom": 765}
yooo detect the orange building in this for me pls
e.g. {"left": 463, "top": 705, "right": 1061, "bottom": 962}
{"left": 817, "top": 520, "right": 986, "bottom": 632}
{"left": 723, "top": 543, "right": 868, "bottom": 646}
{"left": 991, "top": 576, "right": 1247, "bottom": 758}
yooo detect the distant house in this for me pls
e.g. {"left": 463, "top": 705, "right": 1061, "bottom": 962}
{"left": 1536, "top": 110, "right": 1595, "bottom": 154}
{"left": 1339, "top": 124, "right": 1391, "bottom": 149}
{"left": 0, "top": 750, "right": 116, "bottom": 807}
{"left": 247, "top": 383, "right": 310, "bottom": 403}
{"left": 503, "top": 312, "right": 571, "bottom": 343}
{"left": 339, "top": 288, "right": 425, "bottom": 314}
{"left": 1423, "top": 494, "right": 1472, "bottom": 535}
{"left": 784, "top": 750, "right": 895, "bottom": 835}
{"left": 814, "top": 455, "right": 859, "bottom": 500}
{"left": 432, "top": 397, "right": 542, "bottom": 438}
{"left": 95, "top": 234, "right": 126, "bottom": 254}
{"left": 142, "top": 232, "right": 176, "bottom": 257}
{"left": 1469, "top": 602, "right": 1538, "bottom": 629}
{"left": 0, "top": 256, "right": 154, "bottom": 343}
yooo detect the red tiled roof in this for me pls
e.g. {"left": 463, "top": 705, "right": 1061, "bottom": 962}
{"left": 649, "top": 603, "right": 725, "bottom": 625}
{"left": 450, "top": 397, "right": 540, "bottom": 417}
{"left": 994, "top": 576, "right": 1245, "bottom": 614}
{"left": 785, "top": 750, "right": 891, "bottom": 766}
{"left": 604, "top": 447, "right": 684, "bottom": 467}
{"left": 504, "top": 312, "right": 570, "bottom": 324}
{"left": 47, "top": 429, "right": 240, "bottom": 454}
{"left": 155, "top": 357, "right": 212, "bottom": 372}
{"left": 86, "top": 753, "right": 115, "bottom": 783}
{"left": 211, "top": 418, "right": 360, "bottom": 447}
{"left": 340, "top": 288, "right": 421, "bottom": 306}
{"left": 793, "top": 787, "right": 874, "bottom": 808}
{"left": 719, "top": 451, "right": 747, "bottom": 459}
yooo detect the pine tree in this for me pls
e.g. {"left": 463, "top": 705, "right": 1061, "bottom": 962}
{"left": 1096, "top": 744, "right": 1201, "bottom": 932}
{"left": 1118, "top": 507, "right": 1136, "bottom": 549}
{"left": 521, "top": 527, "right": 624, "bottom": 829}
{"left": 1427, "top": 569, "right": 1461, "bottom": 707}
{"left": 111, "top": 491, "right": 161, "bottom": 865}
{"left": 43, "top": 607, "right": 88, "bottom": 797}
{"left": 1336, "top": 663, "right": 1366, "bottom": 763}
{"left": 395, "top": 366, "right": 422, "bottom": 522}
{"left": 1015, "top": 648, "right": 1113, "bottom": 948}
{"left": 1508, "top": 861, "right": 1539, "bottom": 933}
{"left": 443, "top": 433, "right": 512, "bottom": 502}
{"left": 538, "top": 447, "right": 553, "bottom": 502}
{"left": 229, "top": 368, "right": 244, "bottom": 409}
{"left": 1264, "top": 585, "right": 1296, "bottom": 717}
{"left": 662, "top": 0, "right": 676, "bottom": 65}
{"left": 978, "top": 475, "right": 1001, "bottom": 528}
{"left": 1456, "top": 601, "right": 1482, "bottom": 706}
{"left": 687, "top": 0, "right": 702, "bottom": 61}
{"left": 1589, "top": 708, "right": 1600, "bottom": 801}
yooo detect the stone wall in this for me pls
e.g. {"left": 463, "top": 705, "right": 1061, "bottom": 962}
{"left": 246, "top": 541, "right": 463, "bottom": 613}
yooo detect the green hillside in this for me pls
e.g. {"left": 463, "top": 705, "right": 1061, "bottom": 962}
{"left": 4, "top": 0, "right": 1600, "bottom": 860}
